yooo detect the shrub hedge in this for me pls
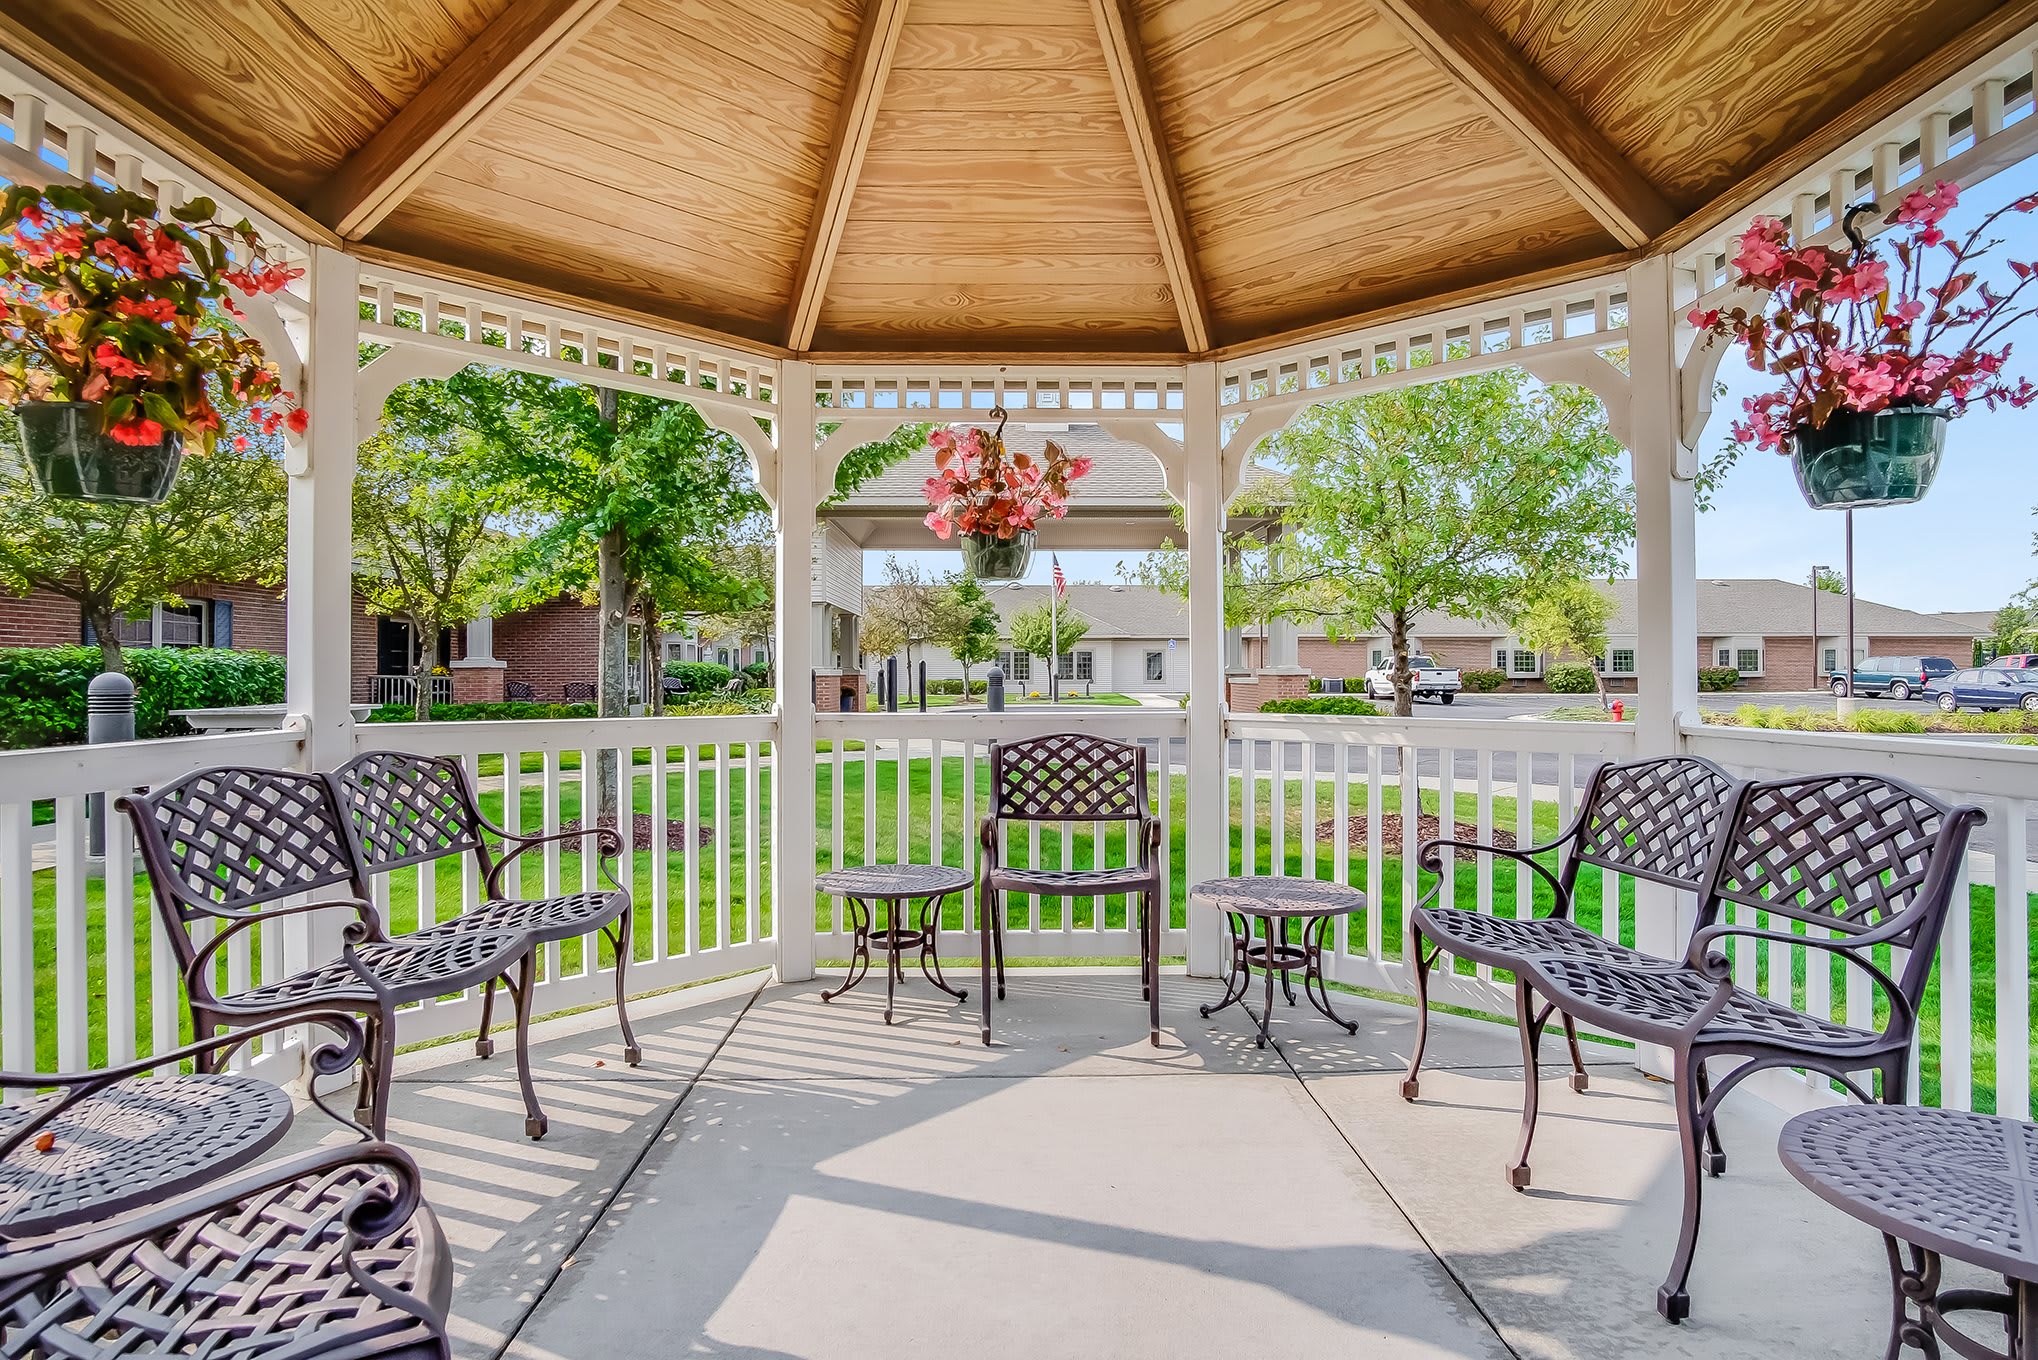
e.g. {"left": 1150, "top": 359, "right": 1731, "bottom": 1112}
{"left": 1697, "top": 667, "right": 1741, "bottom": 691}
{"left": 367, "top": 701, "right": 599, "bottom": 724}
{"left": 663, "top": 660, "right": 735, "bottom": 692}
{"left": 1460, "top": 668, "right": 1505, "bottom": 691}
{"left": 927, "top": 678, "right": 990, "bottom": 695}
{"left": 1545, "top": 662, "right": 1597, "bottom": 693}
{"left": 0, "top": 646, "right": 287, "bottom": 748}
{"left": 1256, "top": 695, "right": 1383, "bottom": 716}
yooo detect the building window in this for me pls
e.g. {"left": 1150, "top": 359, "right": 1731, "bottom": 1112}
{"left": 997, "top": 649, "right": 1031, "bottom": 682}
{"left": 1823, "top": 647, "right": 1838, "bottom": 675}
{"left": 1493, "top": 647, "right": 1506, "bottom": 669}
{"left": 1716, "top": 647, "right": 1732, "bottom": 667}
{"left": 1737, "top": 647, "right": 1761, "bottom": 674}
{"left": 1144, "top": 650, "right": 1164, "bottom": 683}
{"left": 1055, "top": 650, "right": 1093, "bottom": 682}
{"left": 1510, "top": 649, "right": 1539, "bottom": 676}
{"left": 1372, "top": 648, "right": 1387, "bottom": 668}
{"left": 105, "top": 602, "right": 211, "bottom": 649}
{"left": 1609, "top": 648, "right": 1635, "bottom": 675}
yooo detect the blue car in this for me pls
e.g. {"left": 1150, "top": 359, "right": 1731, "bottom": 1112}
{"left": 1927, "top": 667, "right": 2038, "bottom": 713}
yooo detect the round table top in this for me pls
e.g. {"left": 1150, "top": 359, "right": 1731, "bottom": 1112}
{"left": 0, "top": 1072, "right": 293, "bottom": 1236}
{"left": 817, "top": 862, "right": 974, "bottom": 899}
{"left": 1779, "top": 1103, "right": 2038, "bottom": 1281}
{"left": 1190, "top": 876, "right": 1367, "bottom": 917}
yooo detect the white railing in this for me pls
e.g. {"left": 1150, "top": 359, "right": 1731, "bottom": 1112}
{"left": 1685, "top": 725, "right": 2038, "bottom": 1119}
{"left": 812, "top": 710, "right": 1193, "bottom": 964}
{"left": 354, "top": 714, "right": 780, "bottom": 1045}
{"left": 0, "top": 725, "right": 310, "bottom": 1082}
{"left": 1225, "top": 714, "right": 1639, "bottom": 1017}
{"left": 369, "top": 674, "right": 452, "bottom": 707}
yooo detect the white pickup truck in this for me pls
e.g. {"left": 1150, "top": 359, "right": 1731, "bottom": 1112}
{"left": 1362, "top": 654, "right": 1461, "bottom": 704}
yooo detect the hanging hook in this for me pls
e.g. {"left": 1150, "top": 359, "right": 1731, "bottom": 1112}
{"left": 990, "top": 404, "right": 1009, "bottom": 441}
{"left": 1842, "top": 201, "right": 1879, "bottom": 258}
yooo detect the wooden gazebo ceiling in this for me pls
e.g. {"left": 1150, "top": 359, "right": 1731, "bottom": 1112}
{"left": 6, "top": 0, "right": 2033, "bottom": 359}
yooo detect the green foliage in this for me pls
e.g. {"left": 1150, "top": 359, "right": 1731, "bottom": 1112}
{"left": 669, "top": 689, "right": 772, "bottom": 715}
{"left": 663, "top": 660, "right": 735, "bottom": 692}
{"left": 1545, "top": 704, "right": 1630, "bottom": 722}
{"left": 822, "top": 420, "right": 935, "bottom": 504}
{"left": 1708, "top": 704, "right": 2038, "bottom": 736}
{"left": 1851, "top": 707, "right": 1931, "bottom": 735}
{"left": 927, "top": 678, "right": 989, "bottom": 695}
{"left": 1009, "top": 597, "right": 1089, "bottom": 661}
{"left": 1461, "top": 668, "right": 1506, "bottom": 691}
{"left": 366, "top": 701, "right": 598, "bottom": 724}
{"left": 0, "top": 646, "right": 284, "bottom": 747}
{"left": 1545, "top": 662, "right": 1598, "bottom": 693}
{"left": 1256, "top": 695, "right": 1383, "bottom": 716}
{"left": 2007, "top": 735, "right": 2037, "bottom": 746}
{"left": 1697, "top": 667, "right": 1741, "bottom": 691}
{"left": 930, "top": 572, "right": 1001, "bottom": 684}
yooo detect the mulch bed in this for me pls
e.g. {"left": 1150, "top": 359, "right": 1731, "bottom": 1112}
{"left": 558, "top": 814, "right": 713, "bottom": 851}
{"left": 1313, "top": 813, "right": 1517, "bottom": 853}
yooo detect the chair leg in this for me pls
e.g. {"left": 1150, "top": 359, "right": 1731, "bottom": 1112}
{"left": 366, "top": 1010, "right": 397, "bottom": 1140}
{"left": 355, "top": 1012, "right": 380, "bottom": 1127}
{"left": 474, "top": 977, "right": 498, "bottom": 1060}
{"left": 991, "top": 902, "right": 1007, "bottom": 1000}
{"left": 1694, "top": 1060, "right": 1726, "bottom": 1176}
{"left": 1508, "top": 980, "right": 1545, "bottom": 1190}
{"left": 610, "top": 913, "right": 642, "bottom": 1066}
{"left": 1657, "top": 1049, "right": 1708, "bottom": 1324}
{"left": 1559, "top": 1012, "right": 1589, "bottom": 1094}
{"left": 510, "top": 953, "right": 548, "bottom": 1140}
{"left": 979, "top": 886, "right": 996, "bottom": 1047}
{"left": 1145, "top": 889, "right": 1160, "bottom": 1048}
{"left": 1401, "top": 928, "right": 1434, "bottom": 1102}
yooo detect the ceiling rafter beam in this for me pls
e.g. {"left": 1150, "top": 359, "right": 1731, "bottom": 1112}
{"left": 1371, "top": 0, "right": 1676, "bottom": 249}
{"left": 786, "top": 0, "right": 911, "bottom": 352}
{"left": 312, "top": 0, "right": 622, "bottom": 240}
{"left": 1091, "top": 0, "right": 1210, "bottom": 353}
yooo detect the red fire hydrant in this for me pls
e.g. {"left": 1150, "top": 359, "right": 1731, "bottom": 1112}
{"left": 1610, "top": 699, "right": 1625, "bottom": 722}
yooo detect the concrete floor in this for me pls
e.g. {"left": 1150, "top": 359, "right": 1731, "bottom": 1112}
{"left": 302, "top": 967, "right": 1988, "bottom": 1360}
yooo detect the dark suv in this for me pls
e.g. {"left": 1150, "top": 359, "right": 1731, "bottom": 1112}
{"left": 1838, "top": 655, "right": 1958, "bottom": 700}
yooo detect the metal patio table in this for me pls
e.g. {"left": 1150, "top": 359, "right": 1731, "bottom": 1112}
{"left": 1780, "top": 1103, "right": 2038, "bottom": 1359}
{"left": 0, "top": 1072, "right": 293, "bottom": 1236}
{"left": 817, "top": 863, "right": 972, "bottom": 1023}
{"left": 1191, "top": 876, "right": 1363, "bottom": 1048}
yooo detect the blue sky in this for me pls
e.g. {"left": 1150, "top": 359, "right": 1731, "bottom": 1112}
{"left": 868, "top": 162, "right": 2038, "bottom": 615}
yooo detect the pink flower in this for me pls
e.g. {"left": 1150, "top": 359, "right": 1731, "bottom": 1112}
{"left": 1893, "top": 180, "right": 1959, "bottom": 229}
{"left": 923, "top": 510, "right": 953, "bottom": 540}
{"left": 108, "top": 417, "right": 165, "bottom": 446}
{"left": 927, "top": 428, "right": 956, "bottom": 452}
{"left": 1840, "top": 363, "right": 1897, "bottom": 408}
{"left": 1824, "top": 258, "right": 1888, "bottom": 303}
{"left": 285, "top": 407, "right": 309, "bottom": 436}
{"left": 1687, "top": 307, "right": 1722, "bottom": 330}
{"left": 1732, "top": 217, "right": 1792, "bottom": 283}
{"left": 92, "top": 341, "right": 149, "bottom": 379}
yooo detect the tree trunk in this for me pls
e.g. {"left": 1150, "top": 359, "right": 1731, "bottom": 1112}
{"left": 1388, "top": 609, "right": 1413, "bottom": 718}
{"left": 595, "top": 387, "right": 624, "bottom": 823}
{"left": 644, "top": 605, "right": 665, "bottom": 717}
{"left": 87, "top": 604, "right": 125, "bottom": 675}
{"left": 1593, "top": 663, "right": 1610, "bottom": 711}
{"left": 410, "top": 616, "right": 436, "bottom": 722}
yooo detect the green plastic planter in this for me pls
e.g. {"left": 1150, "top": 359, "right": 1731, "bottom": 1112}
{"left": 1789, "top": 405, "right": 1949, "bottom": 510}
{"left": 960, "top": 529, "right": 1035, "bottom": 580}
{"left": 15, "top": 401, "right": 185, "bottom": 505}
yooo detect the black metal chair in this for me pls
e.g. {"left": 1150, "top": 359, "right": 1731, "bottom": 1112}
{"left": 116, "top": 767, "right": 531, "bottom": 1139}
{"left": 562, "top": 681, "right": 596, "bottom": 703}
{"left": 330, "top": 750, "right": 642, "bottom": 1138}
{"left": 1403, "top": 755, "right": 1737, "bottom": 1187}
{"left": 505, "top": 679, "right": 537, "bottom": 701}
{"left": 1522, "top": 771, "right": 1983, "bottom": 1323}
{"left": 977, "top": 732, "right": 1163, "bottom": 1047}
{"left": 0, "top": 1016, "right": 452, "bottom": 1359}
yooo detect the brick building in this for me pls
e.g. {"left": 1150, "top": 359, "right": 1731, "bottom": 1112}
{"left": 1260, "top": 578, "right": 1990, "bottom": 694}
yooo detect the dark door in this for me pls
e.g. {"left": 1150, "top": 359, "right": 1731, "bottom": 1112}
{"left": 377, "top": 618, "right": 412, "bottom": 675}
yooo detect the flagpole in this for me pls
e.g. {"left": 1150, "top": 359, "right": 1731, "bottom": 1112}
{"left": 1050, "top": 571, "right": 1059, "bottom": 705}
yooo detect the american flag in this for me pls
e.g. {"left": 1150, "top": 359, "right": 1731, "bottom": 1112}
{"left": 1052, "top": 555, "right": 1067, "bottom": 600}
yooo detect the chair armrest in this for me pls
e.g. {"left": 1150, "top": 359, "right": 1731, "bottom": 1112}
{"left": 482, "top": 823, "right": 623, "bottom": 898}
{"left": 978, "top": 814, "right": 1001, "bottom": 864}
{"left": 0, "top": 1010, "right": 371, "bottom": 1162}
{"left": 1684, "top": 920, "right": 1915, "bottom": 1040}
{"left": 186, "top": 897, "right": 388, "bottom": 1006}
{"left": 1412, "top": 836, "right": 1569, "bottom": 919}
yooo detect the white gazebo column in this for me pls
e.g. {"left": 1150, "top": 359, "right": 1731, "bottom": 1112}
{"left": 1182, "top": 361, "right": 1225, "bottom": 976}
{"left": 285, "top": 244, "right": 361, "bottom": 976}
{"left": 772, "top": 361, "right": 820, "bottom": 983}
{"left": 1627, "top": 252, "right": 1702, "bottom": 1075}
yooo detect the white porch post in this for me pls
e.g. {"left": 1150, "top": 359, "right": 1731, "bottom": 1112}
{"left": 773, "top": 361, "right": 819, "bottom": 982}
{"left": 284, "top": 245, "right": 361, "bottom": 978}
{"left": 1183, "top": 361, "right": 1225, "bottom": 976}
{"left": 1628, "top": 252, "right": 1702, "bottom": 1076}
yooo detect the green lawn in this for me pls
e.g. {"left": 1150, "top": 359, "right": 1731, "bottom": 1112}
{"left": 19, "top": 753, "right": 2036, "bottom": 1115}
{"left": 862, "top": 692, "right": 1144, "bottom": 710}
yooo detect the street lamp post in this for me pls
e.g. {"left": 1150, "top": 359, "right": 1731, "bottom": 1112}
{"left": 1810, "top": 563, "right": 1830, "bottom": 695}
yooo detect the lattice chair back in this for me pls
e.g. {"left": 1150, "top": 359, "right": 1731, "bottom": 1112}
{"left": 118, "top": 767, "right": 365, "bottom": 974}
{"left": 329, "top": 750, "right": 494, "bottom": 876}
{"left": 1567, "top": 755, "right": 1736, "bottom": 893}
{"left": 988, "top": 732, "right": 1149, "bottom": 823}
{"left": 1702, "top": 772, "right": 1982, "bottom": 999}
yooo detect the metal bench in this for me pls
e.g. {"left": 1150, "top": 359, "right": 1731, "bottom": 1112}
{"left": 1524, "top": 771, "right": 1983, "bottom": 1323}
{"left": 978, "top": 732, "right": 1163, "bottom": 1047}
{"left": 1403, "top": 755, "right": 1736, "bottom": 1188}
{"left": 331, "top": 750, "right": 642, "bottom": 1138}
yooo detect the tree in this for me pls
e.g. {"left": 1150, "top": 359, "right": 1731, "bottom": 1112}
{"left": 1122, "top": 476, "right": 1307, "bottom": 641}
{"left": 1991, "top": 598, "right": 2038, "bottom": 657}
{"left": 1009, "top": 598, "right": 1089, "bottom": 690}
{"left": 0, "top": 413, "right": 286, "bottom": 674}
{"left": 862, "top": 555, "right": 938, "bottom": 693}
{"left": 1814, "top": 567, "right": 1846, "bottom": 594}
{"left": 694, "top": 522, "right": 777, "bottom": 701}
{"left": 928, "top": 572, "right": 1000, "bottom": 695}
{"left": 353, "top": 426, "right": 510, "bottom": 719}
{"left": 1264, "top": 370, "right": 1631, "bottom": 716}
{"left": 1515, "top": 580, "right": 1617, "bottom": 710}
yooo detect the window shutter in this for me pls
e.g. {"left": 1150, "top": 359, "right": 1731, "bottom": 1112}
{"left": 211, "top": 599, "right": 233, "bottom": 649}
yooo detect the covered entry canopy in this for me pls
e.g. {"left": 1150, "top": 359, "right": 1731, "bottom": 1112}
{"left": 2, "top": 0, "right": 2029, "bottom": 359}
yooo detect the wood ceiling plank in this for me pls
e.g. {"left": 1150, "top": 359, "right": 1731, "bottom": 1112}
{"left": 1149, "top": 4, "right": 1399, "bottom": 141}
{"left": 827, "top": 249, "right": 1170, "bottom": 285}
{"left": 907, "top": 0, "right": 1093, "bottom": 22}
{"left": 891, "top": 23, "right": 1104, "bottom": 69}
{"left": 1134, "top": 0, "right": 1285, "bottom": 60}
{"left": 846, "top": 181, "right": 1156, "bottom": 222}
{"left": 786, "top": 0, "right": 911, "bottom": 351}
{"left": 311, "top": 0, "right": 622, "bottom": 239}
{"left": 1092, "top": 0, "right": 1208, "bottom": 350}
{"left": 1182, "top": 107, "right": 1497, "bottom": 225}
{"left": 1166, "top": 53, "right": 1458, "bottom": 179}
{"left": 834, "top": 216, "right": 1169, "bottom": 253}
{"left": 1371, "top": 0, "right": 1676, "bottom": 247}
{"left": 866, "top": 107, "right": 1127, "bottom": 149}
{"left": 878, "top": 68, "right": 1118, "bottom": 112}
{"left": 626, "top": 0, "right": 861, "bottom": 65}
{"left": 606, "top": 0, "right": 856, "bottom": 102}
{"left": 854, "top": 151, "right": 1143, "bottom": 193}
{"left": 279, "top": 0, "right": 494, "bottom": 102}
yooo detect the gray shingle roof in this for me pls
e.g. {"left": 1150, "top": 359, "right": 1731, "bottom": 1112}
{"left": 868, "top": 581, "right": 1188, "bottom": 640}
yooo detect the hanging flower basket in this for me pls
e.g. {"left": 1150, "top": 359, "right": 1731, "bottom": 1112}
{"left": 17, "top": 400, "right": 185, "bottom": 503}
{"left": 1790, "top": 405, "right": 1949, "bottom": 510}
{"left": 960, "top": 529, "right": 1035, "bottom": 580}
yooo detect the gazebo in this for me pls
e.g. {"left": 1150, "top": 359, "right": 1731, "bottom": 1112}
{"left": 3, "top": 4, "right": 2038, "bottom": 1353}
